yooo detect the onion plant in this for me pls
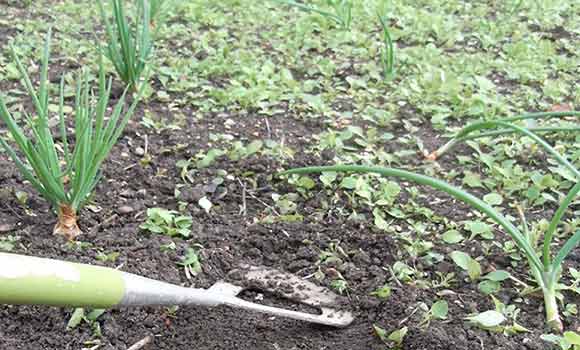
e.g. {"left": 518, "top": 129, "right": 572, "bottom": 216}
{"left": 149, "top": 0, "right": 172, "bottom": 27}
{"left": 273, "top": 0, "right": 352, "bottom": 30}
{"left": 0, "top": 31, "right": 142, "bottom": 239}
{"left": 426, "top": 111, "right": 580, "bottom": 160}
{"left": 326, "top": 0, "right": 352, "bottom": 30}
{"left": 377, "top": 12, "right": 395, "bottom": 80}
{"left": 282, "top": 134, "right": 579, "bottom": 332}
{"left": 97, "top": 0, "right": 154, "bottom": 91}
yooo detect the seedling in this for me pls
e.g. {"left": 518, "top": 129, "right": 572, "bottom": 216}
{"left": 449, "top": 251, "right": 482, "bottom": 281}
{"left": 177, "top": 247, "right": 202, "bottom": 279}
{"left": 370, "top": 284, "right": 392, "bottom": 299}
{"left": 466, "top": 296, "right": 529, "bottom": 335}
{"left": 465, "top": 310, "right": 506, "bottom": 330}
{"left": 431, "top": 271, "right": 456, "bottom": 289}
{"left": 373, "top": 324, "right": 407, "bottom": 348}
{"left": 67, "top": 308, "right": 106, "bottom": 338}
{"left": 568, "top": 268, "right": 580, "bottom": 293}
{"left": 562, "top": 304, "right": 577, "bottom": 319}
{"left": 490, "top": 295, "right": 530, "bottom": 335}
{"left": 318, "top": 241, "right": 349, "bottom": 266}
{"left": 149, "top": 0, "right": 172, "bottom": 27}
{"left": 0, "top": 236, "right": 19, "bottom": 252}
{"left": 140, "top": 208, "right": 193, "bottom": 238}
{"left": 542, "top": 332, "right": 580, "bottom": 350}
{"left": 0, "top": 31, "right": 141, "bottom": 239}
{"left": 330, "top": 272, "right": 348, "bottom": 296}
{"left": 419, "top": 300, "right": 448, "bottom": 328}
{"left": 326, "top": 0, "right": 352, "bottom": 29}
{"left": 97, "top": 0, "right": 155, "bottom": 90}
{"left": 95, "top": 251, "right": 120, "bottom": 263}
{"left": 390, "top": 261, "right": 419, "bottom": 284}
{"left": 478, "top": 270, "right": 511, "bottom": 295}
{"left": 282, "top": 157, "right": 579, "bottom": 332}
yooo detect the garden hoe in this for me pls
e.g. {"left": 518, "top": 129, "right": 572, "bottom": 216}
{"left": 0, "top": 252, "right": 353, "bottom": 328}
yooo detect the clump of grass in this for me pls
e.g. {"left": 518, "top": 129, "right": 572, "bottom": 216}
{"left": 0, "top": 31, "right": 142, "bottom": 239}
{"left": 282, "top": 129, "right": 579, "bottom": 332}
{"left": 273, "top": 0, "right": 352, "bottom": 30}
{"left": 97, "top": 0, "right": 156, "bottom": 91}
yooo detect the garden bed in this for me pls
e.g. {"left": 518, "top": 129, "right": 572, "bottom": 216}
{"left": 1, "top": 1, "right": 579, "bottom": 349}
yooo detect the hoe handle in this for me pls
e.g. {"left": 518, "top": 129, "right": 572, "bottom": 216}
{"left": 0, "top": 252, "right": 126, "bottom": 308}
{"left": 0, "top": 253, "right": 219, "bottom": 308}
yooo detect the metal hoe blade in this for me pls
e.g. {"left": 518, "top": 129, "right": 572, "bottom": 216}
{"left": 209, "top": 266, "right": 354, "bottom": 328}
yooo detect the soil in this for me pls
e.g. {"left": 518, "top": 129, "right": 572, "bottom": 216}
{"left": 1, "top": 103, "right": 575, "bottom": 350}
{"left": 1, "top": 3, "right": 579, "bottom": 350}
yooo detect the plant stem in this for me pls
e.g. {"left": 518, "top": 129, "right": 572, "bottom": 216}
{"left": 543, "top": 283, "right": 563, "bottom": 333}
{"left": 428, "top": 126, "right": 580, "bottom": 160}
{"left": 427, "top": 111, "right": 580, "bottom": 159}
{"left": 454, "top": 121, "right": 579, "bottom": 179}
{"left": 53, "top": 203, "right": 82, "bottom": 240}
{"left": 501, "top": 111, "right": 580, "bottom": 123}
{"left": 458, "top": 126, "right": 580, "bottom": 143}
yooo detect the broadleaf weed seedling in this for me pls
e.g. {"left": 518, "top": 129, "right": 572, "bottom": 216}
{"left": 67, "top": 308, "right": 106, "bottom": 338}
{"left": 282, "top": 130, "right": 580, "bottom": 332}
{"left": 418, "top": 300, "right": 448, "bottom": 328}
{"left": 140, "top": 207, "right": 193, "bottom": 238}
{"left": 177, "top": 247, "right": 203, "bottom": 280}
{"left": 541, "top": 331, "right": 580, "bottom": 350}
{"left": 0, "top": 31, "right": 142, "bottom": 239}
{"left": 373, "top": 324, "right": 408, "bottom": 349}
{"left": 465, "top": 296, "right": 529, "bottom": 335}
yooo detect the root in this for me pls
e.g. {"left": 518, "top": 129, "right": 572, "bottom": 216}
{"left": 53, "top": 204, "right": 82, "bottom": 240}
{"left": 424, "top": 151, "right": 438, "bottom": 161}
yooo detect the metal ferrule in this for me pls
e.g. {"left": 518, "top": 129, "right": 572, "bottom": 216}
{"left": 120, "top": 273, "right": 223, "bottom": 307}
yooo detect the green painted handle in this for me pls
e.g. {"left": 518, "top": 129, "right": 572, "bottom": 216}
{"left": 0, "top": 253, "right": 126, "bottom": 308}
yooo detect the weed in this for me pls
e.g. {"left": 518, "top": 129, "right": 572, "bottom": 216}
{"left": 140, "top": 208, "right": 193, "bottom": 238}
{"left": 177, "top": 247, "right": 202, "bottom": 279}
{"left": 67, "top": 308, "right": 106, "bottom": 338}
{"left": 282, "top": 160, "right": 579, "bottom": 331}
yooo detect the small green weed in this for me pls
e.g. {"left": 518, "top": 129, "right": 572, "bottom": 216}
{"left": 177, "top": 247, "right": 202, "bottom": 279}
{"left": 67, "top": 308, "right": 106, "bottom": 338}
{"left": 140, "top": 208, "right": 193, "bottom": 238}
{"left": 283, "top": 156, "right": 579, "bottom": 331}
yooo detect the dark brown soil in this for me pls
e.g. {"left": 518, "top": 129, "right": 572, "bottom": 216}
{"left": 1, "top": 105, "right": 574, "bottom": 350}
{"left": 1, "top": 3, "right": 578, "bottom": 350}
